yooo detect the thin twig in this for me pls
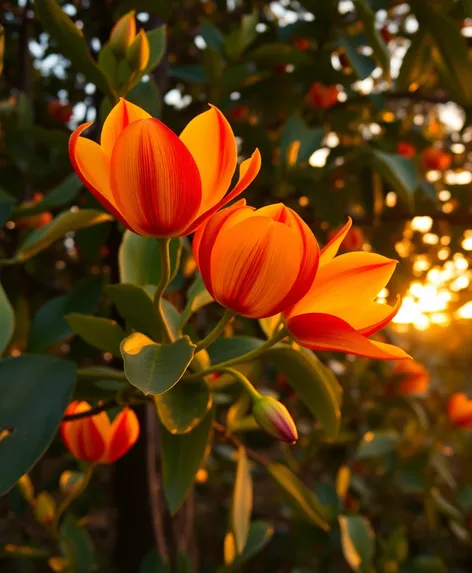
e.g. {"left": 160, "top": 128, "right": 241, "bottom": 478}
{"left": 62, "top": 400, "right": 117, "bottom": 421}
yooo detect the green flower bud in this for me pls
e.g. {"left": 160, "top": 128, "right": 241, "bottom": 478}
{"left": 126, "top": 29, "right": 150, "bottom": 72}
{"left": 33, "top": 492, "right": 56, "bottom": 525}
{"left": 109, "top": 11, "right": 136, "bottom": 60}
{"left": 252, "top": 396, "right": 298, "bottom": 443}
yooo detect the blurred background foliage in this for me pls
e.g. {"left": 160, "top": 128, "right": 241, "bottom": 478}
{"left": 2, "top": 0, "right": 472, "bottom": 572}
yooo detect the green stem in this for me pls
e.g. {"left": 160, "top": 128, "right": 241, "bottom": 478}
{"left": 184, "top": 326, "right": 289, "bottom": 382}
{"left": 76, "top": 367, "right": 127, "bottom": 381}
{"left": 154, "top": 238, "right": 174, "bottom": 344}
{"left": 219, "top": 367, "right": 260, "bottom": 401}
{"left": 195, "top": 309, "right": 234, "bottom": 353}
{"left": 52, "top": 463, "right": 95, "bottom": 536}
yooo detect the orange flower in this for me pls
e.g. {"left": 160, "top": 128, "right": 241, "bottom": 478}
{"left": 308, "top": 82, "right": 339, "bottom": 109}
{"left": 193, "top": 201, "right": 319, "bottom": 318}
{"left": 397, "top": 141, "right": 416, "bottom": 159}
{"left": 69, "top": 99, "right": 261, "bottom": 238}
{"left": 61, "top": 401, "right": 139, "bottom": 463}
{"left": 284, "top": 219, "right": 410, "bottom": 360}
{"left": 422, "top": 147, "right": 452, "bottom": 171}
{"left": 16, "top": 193, "right": 53, "bottom": 229}
{"left": 328, "top": 224, "right": 364, "bottom": 251}
{"left": 392, "top": 360, "right": 429, "bottom": 395}
{"left": 448, "top": 393, "right": 472, "bottom": 429}
{"left": 48, "top": 101, "right": 73, "bottom": 124}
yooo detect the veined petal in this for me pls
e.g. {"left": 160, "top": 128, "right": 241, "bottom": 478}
{"left": 185, "top": 149, "right": 261, "bottom": 235}
{"left": 61, "top": 401, "right": 88, "bottom": 459}
{"left": 103, "top": 408, "right": 139, "bottom": 463}
{"left": 255, "top": 204, "right": 320, "bottom": 309}
{"left": 210, "top": 217, "right": 303, "bottom": 318}
{"left": 110, "top": 118, "right": 202, "bottom": 237}
{"left": 77, "top": 417, "right": 108, "bottom": 462}
{"left": 320, "top": 218, "right": 352, "bottom": 267}
{"left": 288, "top": 252, "right": 397, "bottom": 319}
{"left": 287, "top": 313, "right": 411, "bottom": 360}
{"left": 69, "top": 124, "right": 131, "bottom": 228}
{"left": 193, "top": 200, "right": 252, "bottom": 294}
{"left": 180, "top": 105, "right": 237, "bottom": 217}
{"left": 353, "top": 297, "right": 401, "bottom": 336}
{"left": 101, "top": 98, "right": 151, "bottom": 156}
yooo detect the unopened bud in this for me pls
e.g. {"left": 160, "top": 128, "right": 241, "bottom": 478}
{"left": 109, "top": 11, "right": 136, "bottom": 60}
{"left": 17, "top": 474, "right": 35, "bottom": 504}
{"left": 59, "top": 470, "right": 85, "bottom": 496}
{"left": 252, "top": 396, "right": 298, "bottom": 443}
{"left": 33, "top": 491, "right": 56, "bottom": 525}
{"left": 127, "top": 29, "right": 150, "bottom": 72}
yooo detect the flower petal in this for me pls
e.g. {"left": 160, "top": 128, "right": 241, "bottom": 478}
{"left": 101, "top": 98, "right": 151, "bottom": 156}
{"left": 110, "top": 118, "right": 202, "bottom": 237}
{"left": 185, "top": 149, "right": 261, "bottom": 235}
{"left": 103, "top": 408, "right": 140, "bottom": 463}
{"left": 210, "top": 216, "right": 303, "bottom": 318}
{"left": 448, "top": 393, "right": 472, "bottom": 427}
{"left": 61, "top": 401, "right": 87, "bottom": 459}
{"left": 288, "top": 252, "right": 397, "bottom": 320}
{"left": 353, "top": 297, "right": 401, "bottom": 336}
{"left": 320, "top": 218, "right": 352, "bottom": 267}
{"left": 288, "top": 312, "right": 411, "bottom": 360}
{"left": 77, "top": 417, "right": 108, "bottom": 462}
{"left": 180, "top": 105, "right": 237, "bottom": 217}
{"left": 193, "top": 199, "right": 252, "bottom": 295}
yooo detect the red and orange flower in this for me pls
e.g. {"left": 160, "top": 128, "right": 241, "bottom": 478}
{"left": 69, "top": 99, "right": 261, "bottom": 238}
{"left": 61, "top": 401, "right": 139, "bottom": 464}
{"left": 283, "top": 219, "right": 410, "bottom": 360}
{"left": 448, "top": 393, "right": 472, "bottom": 429}
{"left": 391, "top": 360, "right": 429, "bottom": 395}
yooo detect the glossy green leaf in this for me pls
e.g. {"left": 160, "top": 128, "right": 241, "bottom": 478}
{"left": 155, "top": 378, "right": 212, "bottom": 434}
{"left": 0, "top": 282, "right": 14, "bottom": 356}
{"left": 119, "top": 231, "right": 181, "bottom": 286}
{"left": 144, "top": 25, "right": 167, "bottom": 73}
{"left": 60, "top": 516, "right": 96, "bottom": 573}
{"left": 369, "top": 149, "right": 419, "bottom": 207}
{"left": 180, "top": 274, "right": 214, "bottom": 326}
{"left": 208, "top": 336, "right": 265, "bottom": 364}
{"left": 339, "top": 515, "right": 375, "bottom": 571}
{"left": 27, "top": 276, "right": 102, "bottom": 353}
{"left": 354, "top": 0, "right": 390, "bottom": 80}
{"left": 35, "top": 0, "right": 114, "bottom": 100}
{"left": 281, "top": 115, "right": 324, "bottom": 166}
{"left": 107, "top": 283, "right": 161, "bottom": 341}
{"left": 219, "top": 522, "right": 274, "bottom": 572}
{"left": 356, "top": 431, "right": 398, "bottom": 459}
{"left": 338, "top": 36, "right": 377, "bottom": 80}
{"left": 12, "top": 174, "right": 82, "bottom": 219}
{"left": 128, "top": 78, "right": 162, "bottom": 118}
{"left": 266, "top": 345, "right": 342, "bottom": 440}
{"left": 168, "top": 65, "right": 207, "bottom": 83}
{"left": 200, "top": 22, "right": 225, "bottom": 53}
{"left": 267, "top": 462, "right": 330, "bottom": 530}
{"left": 66, "top": 314, "right": 126, "bottom": 357}
{"left": 396, "top": 29, "right": 432, "bottom": 92}
{"left": 161, "top": 409, "right": 212, "bottom": 514}
{"left": 232, "top": 447, "right": 253, "bottom": 554}
{"left": 0, "top": 355, "right": 75, "bottom": 495}
{"left": 225, "top": 12, "right": 258, "bottom": 60}
{"left": 121, "top": 333, "right": 195, "bottom": 396}
{"left": 14, "top": 209, "right": 112, "bottom": 262}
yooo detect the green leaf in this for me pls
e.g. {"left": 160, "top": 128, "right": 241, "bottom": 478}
{"left": 369, "top": 149, "right": 419, "bottom": 207}
{"left": 107, "top": 283, "right": 161, "bottom": 341}
{"left": 140, "top": 552, "right": 170, "bottom": 573}
{"left": 267, "top": 462, "right": 330, "bottom": 530}
{"left": 180, "top": 274, "right": 214, "bottom": 326}
{"left": 121, "top": 333, "right": 195, "bottom": 396}
{"left": 0, "top": 355, "right": 75, "bottom": 495}
{"left": 34, "top": 0, "right": 114, "bottom": 101}
{"left": 144, "top": 25, "right": 167, "bottom": 74}
{"left": 266, "top": 345, "right": 342, "bottom": 440}
{"left": 66, "top": 314, "right": 126, "bottom": 357}
{"left": 225, "top": 12, "right": 258, "bottom": 60}
{"left": 219, "top": 522, "right": 274, "bottom": 573}
{"left": 338, "top": 36, "right": 377, "bottom": 80}
{"left": 60, "top": 516, "right": 96, "bottom": 573}
{"left": 119, "top": 231, "right": 181, "bottom": 286}
{"left": 161, "top": 409, "right": 212, "bottom": 513}
{"left": 14, "top": 209, "right": 113, "bottom": 262}
{"left": 356, "top": 430, "right": 398, "bottom": 459}
{"left": 27, "top": 276, "right": 102, "bottom": 353}
{"left": 247, "top": 43, "right": 314, "bottom": 67}
{"left": 232, "top": 447, "right": 253, "bottom": 554}
{"left": 12, "top": 174, "right": 82, "bottom": 219}
{"left": 168, "top": 65, "right": 207, "bottom": 83}
{"left": 155, "top": 378, "right": 212, "bottom": 434}
{"left": 128, "top": 78, "right": 162, "bottom": 118}
{"left": 0, "top": 282, "right": 14, "bottom": 355}
{"left": 208, "top": 336, "right": 265, "bottom": 364}
{"left": 339, "top": 515, "right": 375, "bottom": 571}
{"left": 200, "top": 22, "right": 226, "bottom": 53}
{"left": 280, "top": 115, "right": 324, "bottom": 166}
{"left": 0, "top": 187, "right": 16, "bottom": 227}
{"left": 396, "top": 29, "right": 432, "bottom": 92}
{"left": 354, "top": 0, "right": 390, "bottom": 80}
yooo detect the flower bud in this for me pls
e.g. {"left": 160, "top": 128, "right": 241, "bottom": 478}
{"left": 33, "top": 491, "right": 56, "bottom": 525}
{"left": 109, "top": 11, "right": 136, "bottom": 60}
{"left": 252, "top": 396, "right": 298, "bottom": 443}
{"left": 127, "top": 29, "right": 150, "bottom": 72}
